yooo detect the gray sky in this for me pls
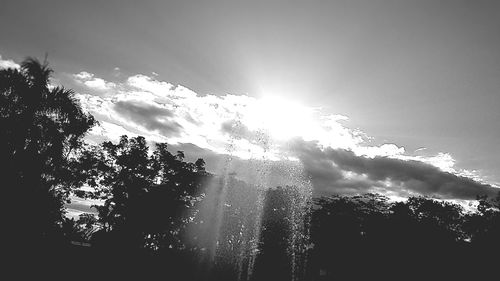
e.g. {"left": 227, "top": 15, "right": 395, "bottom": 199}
{"left": 1, "top": 0, "right": 500, "bottom": 186}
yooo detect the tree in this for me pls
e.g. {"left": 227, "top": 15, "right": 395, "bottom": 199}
{"left": 81, "top": 135, "right": 208, "bottom": 251}
{"left": 463, "top": 192, "right": 500, "bottom": 250}
{"left": 309, "top": 194, "right": 391, "bottom": 279}
{"left": 0, "top": 58, "right": 96, "bottom": 245}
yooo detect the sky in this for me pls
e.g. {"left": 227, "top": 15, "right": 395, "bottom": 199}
{"left": 1, "top": 0, "right": 500, "bottom": 210}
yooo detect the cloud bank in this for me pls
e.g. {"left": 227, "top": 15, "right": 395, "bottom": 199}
{"left": 292, "top": 139, "right": 498, "bottom": 199}
{"left": 73, "top": 68, "right": 499, "bottom": 200}
{"left": 2, "top": 54, "right": 497, "bottom": 200}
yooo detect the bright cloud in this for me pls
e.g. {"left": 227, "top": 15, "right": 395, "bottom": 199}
{"left": 74, "top": 71, "right": 116, "bottom": 91}
{"left": 0, "top": 55, "right": 20, "bottom": 69}
{"left": 72, "top": 71, "right": 464, "bottom": 165}
{"left": 65, "top": 67, "right": 499, "bottom": 200}
{"left": 76, "top": 73, "right": 370, "bottom": 161}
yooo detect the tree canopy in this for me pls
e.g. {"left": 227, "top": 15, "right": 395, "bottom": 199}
{"left": 77, "top": 135, "right": 209, "bottom": 251}
{"left": 1, "top": 58, "right": 96, "bottom": 246}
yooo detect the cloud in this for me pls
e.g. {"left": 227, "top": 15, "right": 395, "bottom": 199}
{"left": 356, "top": 143, "right": 405, "bottom": 158}
{"left": 65, "top": 196, "right": 101, "bottom": 219}
{"left": 0, "top": 55, "right": 20, "bottom": 69}
{"left": 127, "top": 74, "right": 196, "bottom": 99}
{"left": 113, "top": 100, "right": 183, "bottom": 136}
{"left": 66, "top": 66, "right": 498, "bottom": 200}
{"left": 74, "top": 71, "right": 116, "bottom": 91}
{"left": 291, "top": 139, "right": 498, "bottom": 200}
{"left": 3, "top": 52, "right": 493, "bottom": 208}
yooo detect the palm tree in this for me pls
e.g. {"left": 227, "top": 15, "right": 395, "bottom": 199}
{"left": 0, "top": 58, "right": 96, "bottom": 243}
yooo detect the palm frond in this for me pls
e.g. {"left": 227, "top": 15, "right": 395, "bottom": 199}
{"left": 21, "top": 57, "right": 53, "bottom": 88}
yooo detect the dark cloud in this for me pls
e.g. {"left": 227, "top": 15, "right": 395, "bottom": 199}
{"left": 114, "top": 100, "right": 182, "bottom": 136}
{"left": 292, "top": 140, "right": 345, "bottom": 194}
{"left": 291, "top": 139, "right": 498, "bottom": 200}
{"left": 166, "top": 138, "right": 499, "bottom": 200}
{"left": 168, "top": 142, "right": 312, "bottom": 189}
{"left": 153, "top": 138, "right": 500, "bottom": 200}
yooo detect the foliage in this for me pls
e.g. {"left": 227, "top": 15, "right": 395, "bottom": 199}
{"left": 78, "top": 135, "right": 209, "bottom": 250}
{"left": 0, "top": 58, "right": 95, "bottom": 243}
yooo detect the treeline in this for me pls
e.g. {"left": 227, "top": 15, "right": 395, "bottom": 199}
{"left": 309, "top": 193, "right": 500, "bottom": 279}
{"left": 2, "top": 58, "right": 500, "bottom": 280}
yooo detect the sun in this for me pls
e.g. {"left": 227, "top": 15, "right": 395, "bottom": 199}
{"left": 243, "top": 96, "right": 317, "bottom": 141}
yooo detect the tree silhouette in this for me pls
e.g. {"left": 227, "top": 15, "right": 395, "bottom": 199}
{"left": 1, "top": 58, "right": 96, "bottom": 248}
{"left": 308, "top": 194, "right": 477, "bottom": 279}
{"left": 80, "top": 135, "right": 209, "bottom": 252}
{"left": 463, "top": 193, "right": 500, "bottom": 252}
